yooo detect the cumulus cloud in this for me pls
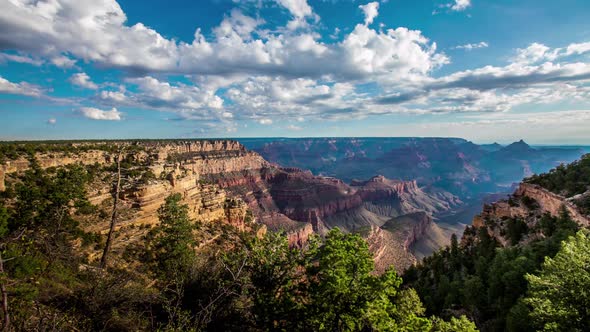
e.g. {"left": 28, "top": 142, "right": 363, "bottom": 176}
{"left": 512, "top": 42, "right": 590, "bottom": 65}
{"left": 2, "top": 0, "right": 590, "bottom": 130}
{"left": 276, "top": 0, "right": 313, "bottom": 19}
{"left": 259, "top": 118, "right": 273, "bottom": 125}
{"left": 76, "top": 107, "right": 122, "bottom": 121}
{"left": 275, "top": 0, "right": 317, "bottom": 30}
{"left": 376, "top": 40, "right": 590, "bottom": 114}
{"left": 69, "top": 72, "right": 98, "bottom": 89}
{"left": 454, "top": 41, "right": 488, "bottom": 50}
{"left": 0, "top": 76, "right": 44, "bottom": 97}
{"left": 97, "top": 76, "right": 225, "bottom": 121}
{"left": 359, "top": 2, "right": 379, "bottom": 26}
{"left": 0, "top": 1, "right": 444, "bottom": 82}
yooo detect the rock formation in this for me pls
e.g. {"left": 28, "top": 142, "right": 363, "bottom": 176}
{"left": 1, "top": 140, "right": 464, "bottom": 271}
{"left": 470, "top": 182, "right": 590, "bottom": 246}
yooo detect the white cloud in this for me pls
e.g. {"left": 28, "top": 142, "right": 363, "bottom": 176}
{"left": 98, "top": 76, "right": 226, "bottom": 122}
{"left": 275, "top": 0, "right": 313, "bottom": 19}
{"left": 359, "top": 2, "right": 379, "bottom": 26}
{"left": 99, "top": 90, "right": 127, "bottom": 103}
{"left": 512, "top": 43, "right": 556, "bottom": 64}
{"left": 0, "top": 76, "right": 43, "bottom": 97}
{"left": 329, "top": 27, "right": 341, "bottom": 40}
{"left": 259, "top": 118, "right": 273, "bottom": 125}
{"left": 2, "top": 0, "right": 590, "bottom": 129}
{"left": 76, "top": 107, "right": 122, "bottom": 121}
{"left": 566, "top": 42, "right": 590, "bottom": 56}
{"left": 47, "top": 118, "right": 57, "bottom": 125}
{"left": 50, "top": 55, "right": 76, "bottom": 68}
{"left": 69, "top": 72, "right": 98, "bottom": 89}
{"left": 0, "top": 53, "right": 42, "bottom": 66}
{"left": 434, "top": 0, "right": 471, "bottom": 14}
{"left": 0, "top": 1, "right": 443, "bottom": 82}
{"left": 451, "top": 0, "right": 471, "bottom": 11}
{"left": 454, "top": 41, "right": 488, "bottom": 50}
{"left": 286, "top": 124, "right": 302, "bottom": 130}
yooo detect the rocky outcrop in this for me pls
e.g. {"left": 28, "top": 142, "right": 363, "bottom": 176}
{"left": 1, "top": 141, "right": 260, "bottom": 236}
{"left": 473, "top": 183, "right": 590, "bottom": 231}
{"left": 515, "top": 183, "right": 589, "bottom": 226}
{"left": 367, "top": 225, "right": 416, "bottom": 274}
{"left": 469, "top": 182, "right": 590, "bottom": 248}
{"left": 395, "top": 212, "right": 433, "bottom": 251}
{"left": 286, "top": 223, "right": 314, "bottom": 248}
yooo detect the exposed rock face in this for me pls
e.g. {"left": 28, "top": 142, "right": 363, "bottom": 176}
{"left": 1, "top": 141, "right": 258, "bottom": 235}
{"left": 367, "top": 225, "right": 416, "bottom": 274}
{"left": 287, "top": 223, "right": 315, "bottom": 248}
{"left": 1, "top": 151, "right": 111, "bottom": 191}
{"left": 515, "top": 183, "right": 589, "bottom": 226}
{"left": 470, "top": 182, "right": 590, "bottom": 247}
{"left": 1, "top": 140, "right": 462, "bottom": 271}
{"left": 474, "top": 183, "right": 590, "bottom": 231}
{"left": 395, "top": 212, "right": 433, "bottom": 251}
{"left": 240, "top": 137, "right": 585, "bottom": 200}
{"left": 365, "top": 212, "right": 448, "bottom": 273}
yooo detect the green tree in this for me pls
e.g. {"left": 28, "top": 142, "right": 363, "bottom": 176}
{"left": 0, "top": 205, "right": 8, "bottom": 239}
{"left": 147, "top": 193, "right": 196, "bottom": 281}
{"left": 306, "top": 228, "right": 432, "bottom": 331}
{"left": 524, "top": 231, "right": 590, "bottom": 331}
{"left": 431, "top": 315, "right": 478, "bottom": 332}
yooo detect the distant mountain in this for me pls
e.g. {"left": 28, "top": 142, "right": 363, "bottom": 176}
{"left": 239, "top": 137, "right": 586, "bottom": 199}
{"left": 499, "top": 139, "right": 535, "bottom": 153}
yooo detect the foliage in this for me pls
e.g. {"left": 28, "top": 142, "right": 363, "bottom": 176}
{"left": 145, "top": 193, "right": 197, "bottom": 281}
{"left": 404, "top": 209, "right": 579, "bottom": 332}
{"left": 431, "top": 315, "right": 478, "bottom": 332}
{"left": 525, "top": 153, "right": 590, "bottom": 197}
{"left": 524, "top": 231, "right": 590, "bottom": 332}
{"left": 305, "top": 229, "right": 433, "bottom": 332}
{"left": 0, "top": 154, "right": 481, "bottom": 331}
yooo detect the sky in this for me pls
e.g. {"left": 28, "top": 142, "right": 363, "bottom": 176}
{"left": 1, "top": 0, "right": 590, "bottom": 144}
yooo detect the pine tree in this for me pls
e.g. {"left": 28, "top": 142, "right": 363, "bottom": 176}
{"left": 524, "top": 231, "right": 590, "bottom": 331}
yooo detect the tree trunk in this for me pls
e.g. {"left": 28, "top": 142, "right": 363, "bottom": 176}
{"left": 0, "top": 252, "right": 10, "bottom": 331}
{"left": 100, "top": 153, "right": 122, "bottom": 269}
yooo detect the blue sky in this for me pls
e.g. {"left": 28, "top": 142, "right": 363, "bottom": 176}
{"left": 1, "top": 0, "right": 590, "bottom": 143}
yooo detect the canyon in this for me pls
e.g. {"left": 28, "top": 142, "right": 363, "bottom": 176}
{"left": 0, "top": 140, "right": 463, "bottom": 271}
{"left": 2, "top": 138, "right": 586, "bottom": 273}
{"left": 240, "top": 137, "right": 586, "bottom": 198}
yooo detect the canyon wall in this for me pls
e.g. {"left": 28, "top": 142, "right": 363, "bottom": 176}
{"left": 1, "top": 140, "right": 462, "bottom": 269}
{"left": 473, "top": 183, "right": 590, "bottom": 229}
{"left": 515, "top": 183, "right": 589, "bottom": 226}
{"left": 0, "top": 141, "right": 260, "bottom": 235}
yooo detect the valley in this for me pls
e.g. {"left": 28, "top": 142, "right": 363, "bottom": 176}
{"left": 239, "top": 137, "right": 588, "bottom": 258}
{"left": 2, "top": 138, "right": 585, "bottom": 272}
